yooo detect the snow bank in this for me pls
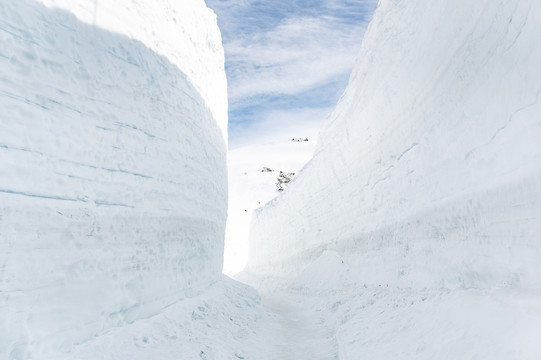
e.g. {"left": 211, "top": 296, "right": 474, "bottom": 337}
{"left": 37, "top": 0, "right": 228, "bottom": 143}
{"left": 0, "top": 0, "right": 227, "bottom": 358}
{"left": 244, "top": 0, "right": 541, "bottom": 357}
{"left": 249, "top": 0, "right": 541, "bottom": 292}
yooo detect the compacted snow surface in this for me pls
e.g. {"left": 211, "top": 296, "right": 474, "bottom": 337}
{"left": 2, "top": 0, "right": 541, "bottom": 359}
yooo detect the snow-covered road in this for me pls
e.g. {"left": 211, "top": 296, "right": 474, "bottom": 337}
{"left": 259, "top": 291, "right": 338, "bottom": 360}
{"left": 238, "top": 271, "right": 541, "bottom": 359}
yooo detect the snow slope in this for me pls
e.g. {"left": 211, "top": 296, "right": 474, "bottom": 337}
{"left": 244, "top": 0, "right": 541, "bottom": 357}
{"left": 224, "top": 138, "right": 316, "bottom": 275}
{"left": 0, "top": 1, "right": 232, "bottom": 358}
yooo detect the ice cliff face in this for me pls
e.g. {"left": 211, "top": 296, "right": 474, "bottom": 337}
{"left": 0, "top": 0, "right": 227, "bottom": 358}
{"left": 249, "top": 0, "right": 541, "bottom": 289}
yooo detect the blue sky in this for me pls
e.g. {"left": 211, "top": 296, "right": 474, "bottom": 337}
{"left": 205, "top": 0, "right": 378, "bottom": 148}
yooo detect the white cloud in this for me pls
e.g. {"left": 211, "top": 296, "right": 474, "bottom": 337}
{"left": 226, "top": 14, "right": 371, "bottom": 104}
{"left": 205, "top": 0, "right": 377, "bottom": 146}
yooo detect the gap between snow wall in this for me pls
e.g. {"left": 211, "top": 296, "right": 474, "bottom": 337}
{"left": 247, "top": 0, "right": 541, "bottom": 289}
{"left": 0, "top": 0, "right": 227, "bottom": 358}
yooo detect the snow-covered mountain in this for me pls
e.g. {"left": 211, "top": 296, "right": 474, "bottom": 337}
{"left": 0, "top": 0, "right": 232, "bottom": 358}
{"left": 244, "top": 0, "right": 541, "bottom": 357}
{"left": 224, "top": 138, "right": 317, "bottom": 275}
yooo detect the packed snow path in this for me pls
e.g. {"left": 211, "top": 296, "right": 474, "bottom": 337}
{"left": 259, "top": 290, "right": 338, "bottom": 360}
{"left": 237, "top": 267, "right": 541, "bottom": 359}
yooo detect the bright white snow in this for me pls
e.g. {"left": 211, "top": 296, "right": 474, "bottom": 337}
{"left": 224, "top": 138, "right": 317, "bottom": 275}
{"left": 248, "top": 0, "right": 541, "bottom": 287}
{"left": 2, "top": 0, "right": 541, "bottom": 358}
{"left": 0, "top": 0, "right": 235, "bottom": 358}
{"left": 37, "top": 0, "right": 228, "bottom": 142}
{"left": 241, "top": 0, "right": 541, "bottom": 358}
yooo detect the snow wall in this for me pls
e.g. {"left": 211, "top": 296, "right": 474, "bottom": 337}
{"left": 248, "top": 0, "right": 541, "bottom": 289}
{"left": 0, "top": 0, "right": 227, "bottom": 358}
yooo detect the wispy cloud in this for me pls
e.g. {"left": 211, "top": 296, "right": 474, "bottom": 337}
{"left": 206, "top": 0, "right": 377, "bottom": 147}
{"left": 227, "top": 16, "right": 363, "bottom": 102}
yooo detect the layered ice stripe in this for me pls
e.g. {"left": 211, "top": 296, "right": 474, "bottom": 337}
{"left": 36, "top": 0, "right": 228, "bottom": 143}
{"left": 0, "top": 0, "right": 227, "bottom": 357}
